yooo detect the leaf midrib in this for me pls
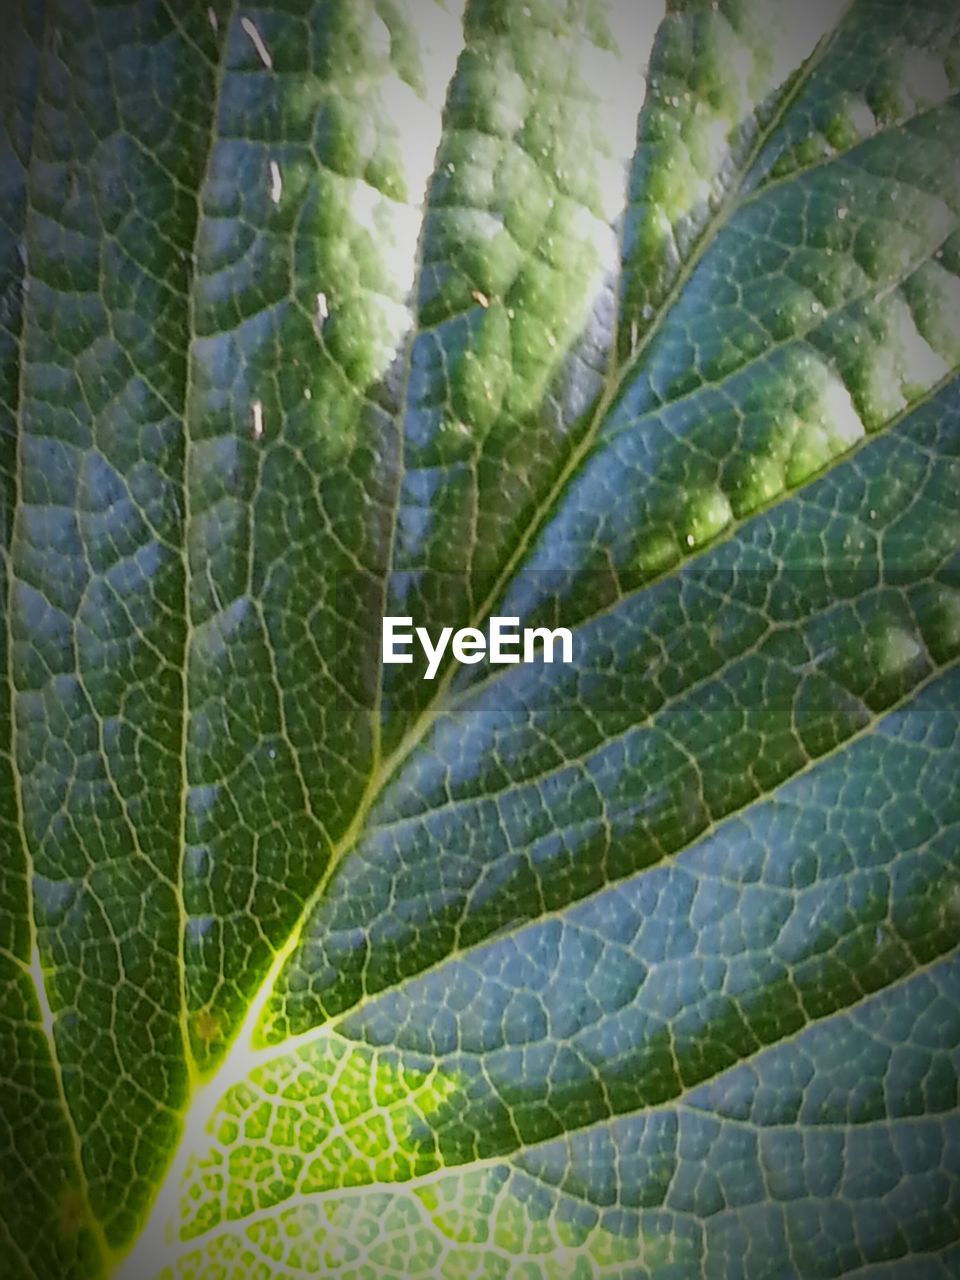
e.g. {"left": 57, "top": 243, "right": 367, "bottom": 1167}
{"left": 175, "top": 0, "right": 236, "bottom": 1100}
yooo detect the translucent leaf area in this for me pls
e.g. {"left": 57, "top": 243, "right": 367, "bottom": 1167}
{"left": 2, "top": 2, "right": 960, "bottom": 1277}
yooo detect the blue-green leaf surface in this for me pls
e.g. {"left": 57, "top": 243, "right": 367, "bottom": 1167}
{"left": 2, "top": 2, "right": 959, "bottom": 1277}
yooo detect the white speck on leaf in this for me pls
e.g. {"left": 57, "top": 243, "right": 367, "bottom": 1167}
{"left": 207, "top": 6, "right": 218, "bottom": 31}
{"left": 269, "top": 159, "right": 282, "bottom": 204}
{"left": 472, "top": 289, "right": 489, "bottom": 308}
{"left": 791, "top": 645, "right": 838, "bottom": 676}
{"left": 251, "top": 400, "right": 264, "bottom": 441}
{"left": 241, "top": 16, "right": 273, "bottom": 69}
{"left": 316, "top": 291, "right": 329, "bottom": 320}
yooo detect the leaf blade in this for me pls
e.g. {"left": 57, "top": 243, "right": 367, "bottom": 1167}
{"left": 3, "top": 2, "right": 960, "bottom": 1277}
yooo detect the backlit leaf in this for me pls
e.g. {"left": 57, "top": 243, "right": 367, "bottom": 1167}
{"left": 2, "top": 2, "right": 959, "bottom": 1277}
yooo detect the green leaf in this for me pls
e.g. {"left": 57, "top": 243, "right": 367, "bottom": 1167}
{"left": 2, "top": 2, "right": 959, "bottom": 1277}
